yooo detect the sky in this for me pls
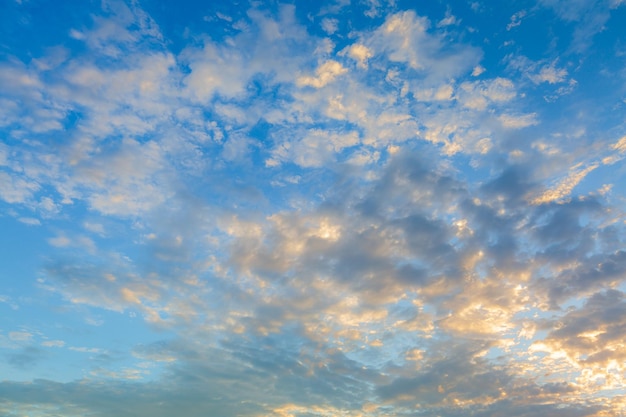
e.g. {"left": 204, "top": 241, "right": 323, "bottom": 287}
{"left": 1, "top": 0, "right": 626, "bottom": 415}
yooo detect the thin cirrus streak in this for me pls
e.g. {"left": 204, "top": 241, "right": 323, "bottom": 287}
{"left": 1, "top": 0, "right": 626, "bottom": 416}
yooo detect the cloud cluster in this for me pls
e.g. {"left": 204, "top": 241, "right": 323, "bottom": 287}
{"left": 2, "top": 0, "right": 626, "bottom": 416}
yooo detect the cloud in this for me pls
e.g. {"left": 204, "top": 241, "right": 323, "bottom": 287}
{"left": 9, "top": 331, "right": 33, "bottom": 342}
{"left": 507, "top": 10, "right": 527, "bottom": 30}
{"left": 41, "top": 340, "right": 66, "bottom": 348}
{"left": 0, "top": 171, "right": 40, "bottom": 204}
{"left": 268, "top": 129, "right": 360, "bottom": 167}
{"left": 603, "top": 135, "right": 626, "bottom": 164}
{"left": 297, "top": 60, "right": 348, "bottom": 88}
{"left": 499, "top": 112, "right": 539, "bottom": 128}
{"left": 532, "top": 163, "right": 598, "bottom": 204}
{"left": 437, "top": 10, "right": 459, "bottom": 27}
{"left": 69, "top": 139, "right": 170, "bottom": 216}
{"left": 458, "top": 78, "right": 517, "bottom": 110}
{"left": 612, "top": 135, "right": 626, "bottom": 152}
{"left": 321, "top": 17, "right": 339, "bottom": 34}
{"left": 368, "top": 10, "right": 481, "bottom": 78}
{"left": 344, "top": 44, "right": 373, "bottom": 69}
{"left": 530, "top": 64, "right": 569, "bottom": 84}
{"left": 471, "top": 65, "right": 485, "bottom": 76}
{"left": 1, "top": 1, "right": 626, "bottom": 416}
{"left": 361, "top": 0, "right": 385, "bottom": 18}
{"left": 506, "top": 56, "right": 575, "bottom": 100}
{"left": 183, "top": 5, "right": 313, "bottom": 101}
{"left": 532, "top": 289, "right": 626, "bottom": 389}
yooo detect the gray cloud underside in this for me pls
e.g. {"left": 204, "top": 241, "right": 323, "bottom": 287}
{"left": 19, "top": 151, "right": 625, "bottom": 416}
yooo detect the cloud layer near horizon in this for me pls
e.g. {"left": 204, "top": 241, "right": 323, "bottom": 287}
{"left": 1, "top": 0, "right": 626, "bottom": 416}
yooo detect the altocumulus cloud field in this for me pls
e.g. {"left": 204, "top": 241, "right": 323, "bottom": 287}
{"left": 2, "top": 0, "right": 626, "bottom": 415}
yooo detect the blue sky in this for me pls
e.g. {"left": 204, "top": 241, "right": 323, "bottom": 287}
{"left": 2, "top": 0, "right": 626, "bottom": 415}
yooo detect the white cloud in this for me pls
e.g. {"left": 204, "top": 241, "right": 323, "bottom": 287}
{"left": 345, "top": 44, "right": 373, "bottom": 69}
{"left": 18, "top": 217, "right": 41, "bottom": 226}
{"left": 221, "top": 132, "right": 252, "bottom": 162}
{"left": 376, "top": 11, "right": 432, "bottom": 70}
{"left": 48, "top": 235, "right": 72, "bottom": 248}
{"left": 215, "top": 12, "right": 233, "bottom": 22}
{"left": 437, "top": 11, "right": 458, "bottom": 27}
{"left": 42, "top": 340, "right": 66, "bottom": 348}
{"left": 458, "top": 78, "right": 516, "bottom": 110}
{"left": 507, "top": 10, "right": 527, "bottom": 30}
{"left": 83, "top": 222, "right": 105, "bottom": 234}
{"left": 532, "top": 163, "right": 599, "bottom": 204}
{"left": 9, "top": 331, "right": 33, "bottom": 342}
{"left": 182, "top": 44, "right": 249, "bottom": 101}
{"left": 321, "top": 17, "right": 339, "bottom": 34}
{"left": 0, "top": 171, "right": 39, "bottom": 204}
{"left": 182, "top": 6, "right": 314, "bottom": 102}
{"left": 414, "top": 84, "right": 454, "bottom": 101}
{"left": 73, "top": 139, "right": 170, "bottom": 216}
{"left": 362, "top": 0, "right": 384, "bottom": 17}
{"left": 72, "top": 0, "right": 162, "bottom": 57}
{"left": 612, "top": 135, "right": 626, "bottom": 152}
{"left": 498, "top": 113, "right": 539, "bottom": 128}
{"left": 0, "top": 61, "right": 66, "bottom": 134}
{"left": 602, "top": 135, "right": 626, "bottom": 164}
{"left": 507, "top": 56, "right": 573, "bottom": 96}
{"left": 471, "top": 65, "right": 485, "bottom": 76}
{"left": 346, "top": 149, "right": 381, "bottom": 165}
{"left": 297, "top": 60, "right": 348, "bottom": 88}
{"left": 269, "top": 129, "right": 360, "bottom": 167}
{"left": 368, "top": 10, "right": 481, "bottom": 81}
{"left": 530, "top": 64, "right": 568, "bottom": 84}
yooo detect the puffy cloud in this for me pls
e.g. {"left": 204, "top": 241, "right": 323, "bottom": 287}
{"left": 0, "top": 171, "right": 40, "bottom": 204}
{"left": 345, "top": 44, "right": 373, "bottom": 68}
{"left": 530, "top": 64, "right": 569, "bottom": 85}
{"left": 368, "top": 10, "right": 481, "bottom": 80}
{"left": 460, "top": 78, "right": 516, "bottom": 108}
{"left": 297, "top": 60, "right": 348, "bottom": 88}
{"left": 268, "top": 128, "right": 360, "bottom": 167}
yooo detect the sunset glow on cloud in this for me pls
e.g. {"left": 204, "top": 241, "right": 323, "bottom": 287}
{"left": 2, "top": 1, "right": 626, "bottom": 416}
